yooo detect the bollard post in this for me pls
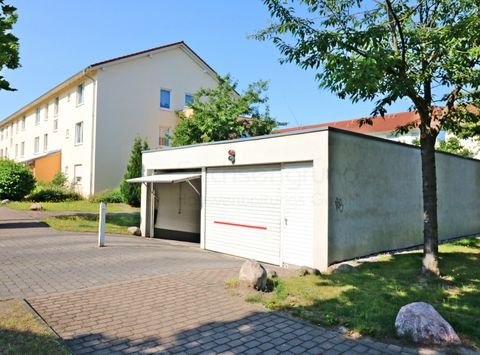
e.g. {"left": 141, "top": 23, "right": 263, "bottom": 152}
{"left": 98, "top": 202, "right": 106, "bottom": 247}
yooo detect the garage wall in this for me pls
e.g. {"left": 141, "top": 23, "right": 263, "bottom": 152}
{"left": 328, "top": 130, "right": 480, "bottom": 264}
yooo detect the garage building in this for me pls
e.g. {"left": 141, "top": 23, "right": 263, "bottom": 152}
{"left": 131, "top": 127, "right": 480, "bottom": 271}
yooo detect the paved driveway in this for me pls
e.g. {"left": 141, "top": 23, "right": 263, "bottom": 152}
{"left": 0, "top": 208, "right": 462, "bottom": 354}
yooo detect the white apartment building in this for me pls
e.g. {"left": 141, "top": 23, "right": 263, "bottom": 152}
{"left": 0, "top": 42, "right": 219, "bottom": 196}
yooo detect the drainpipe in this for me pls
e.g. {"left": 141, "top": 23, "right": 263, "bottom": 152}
{"left": 83, "top": 68, "right": 97, "bottom": 197}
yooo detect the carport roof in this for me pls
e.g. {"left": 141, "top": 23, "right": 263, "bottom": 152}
{"left": 127, "top": 172, "right": 201, "bottom": 184}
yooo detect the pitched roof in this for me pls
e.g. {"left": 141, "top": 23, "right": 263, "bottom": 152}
{"left": 277, "top": 111, "right": 420, "bottom": 134}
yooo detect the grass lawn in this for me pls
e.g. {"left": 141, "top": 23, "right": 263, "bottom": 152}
{"left": 0, "top": 299, "right": 67, "bottom": 354}
{"left": 249, "top": 237, "right": 480, "bottom": 347}
{"left": 43, "top": 213, "right": 140, "bottom": 235}
{"left": 7, "top": 200, "right": 139, "bottom": 213}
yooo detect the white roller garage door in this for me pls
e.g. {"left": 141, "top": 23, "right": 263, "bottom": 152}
{"left": 205, "top": 165, "right": 282, "bottom": 264}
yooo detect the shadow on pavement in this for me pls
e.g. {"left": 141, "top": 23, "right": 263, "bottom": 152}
{"left": 0, "top": 221, "right": 49, "bottom": 229}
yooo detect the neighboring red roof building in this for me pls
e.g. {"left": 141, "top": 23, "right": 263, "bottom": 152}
{"left": 276, "top": 111, "right": 420, "bottom": 135}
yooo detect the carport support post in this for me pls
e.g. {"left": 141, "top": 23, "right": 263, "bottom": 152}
{"left": 98, "top": 202, "right": 106, "bottom": 247}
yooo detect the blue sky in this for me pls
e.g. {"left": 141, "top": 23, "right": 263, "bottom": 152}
{"left": 0, "top": 0, "right": 410, "bottom": 127}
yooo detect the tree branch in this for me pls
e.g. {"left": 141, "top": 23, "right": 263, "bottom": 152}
{"left": 385, "top": 0, "right": 407, "bottom": 69}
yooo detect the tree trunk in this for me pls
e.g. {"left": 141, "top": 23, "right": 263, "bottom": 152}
{"left": 420, "top": 132, "right": 440, "bottom": 276}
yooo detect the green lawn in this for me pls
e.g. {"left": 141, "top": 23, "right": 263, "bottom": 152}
{"left": 43, "top": 213, "right": 140, "bottom": 235}
{"left": 8, "top": 200, "right": 139, "bottom": 213}
{"left": 0, "top": 299, "right": 67, "bottom": 354}
{"left": 250, "top": 237, "right": 480, "bottom": 347}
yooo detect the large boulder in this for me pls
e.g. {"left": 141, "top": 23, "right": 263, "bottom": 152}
{"left": 30, "top": 203, "right": 42, "bottom": 211}
{"left": 239, "top": 260, "right": 267, "bottom": 291}
{"left": 127, "top": 226, "right": 141, "bottom": 236}
{"left": 395, "top": 302, "right": 461, "bottom": 345}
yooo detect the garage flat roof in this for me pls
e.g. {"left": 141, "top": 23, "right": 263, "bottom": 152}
{"left": 127, "top": 172, "right": 201, "bottom": 184}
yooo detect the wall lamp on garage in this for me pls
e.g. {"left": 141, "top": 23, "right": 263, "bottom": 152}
{"left": 228, "top": 149, "right": 236, "bottom": 164}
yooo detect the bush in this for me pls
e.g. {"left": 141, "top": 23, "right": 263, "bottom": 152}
{"left": 0, "top": 159, "right": 36, "bottom": 200}
{"left": 51, "top": 172, "right": 68, "bottom": 187}
{"left": 27, "top": 186, "right": 82, "bottom": 202}
{"left": 91, "top": 188, "right": 125, "bottom": 203}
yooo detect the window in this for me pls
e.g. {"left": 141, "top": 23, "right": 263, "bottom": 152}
{"left": 76, "top": 84, "right": 84, "bottom": 105}
{"left": 74, "top": 164, "right": 82, "bottom": 185}
{"left": 4, "top": 147, "right": 7, "bottom": 158}
{"left": 15, "top": 121, "right": 18, "bottom": 134}
{"left": 53, "top": 119, "right": 58, "bottom": 132}
{"left": 184, "top": 94, "right": 194, "bottom": 107}
{"left": 66, "top": 129, "right": 70, "bottom": 139}
{"left": 34, "top": 137, "right": 40, "bottom": 154}
{"left": 35, "top": 109, "right": 40, "bottom": 125}
{"left": 0, "top": 129, "right": 3, "bottom": 141}
{"left": 0, "top": 149, "right": 3, "bottom": 158}
{"left": 159, "top": 127, "right": 172, "bottom": 146}
{"left": 160, "top": 89, "right": 171, "bottom": 109}
{"left": 20, "top": 142, "right": 24, "bottom": 158}
{"left": 75, "top": 122, "right": 83, "bottom": 145}
{"left": 43, "top": 134, "right": 48, "bottom": 152}
{"left": 5, "top": 126, "right": 8, "bottom": 139}
{"left": 67, "top": 93, "right": 71, "bottom": 102}
{"left": 21, "top": 116, "right": 26, "bottom": 131}
{"left": 44, "top": 105, "right": 49, "bottom": 121}
{"left": 64, "top": 165, "right": 68, "bottom": 176}
{"left": 14, "top": 144, "right": 18, "bottom": 158}
{"left": 54, "top": 97, "right": 59, "bottom": 115}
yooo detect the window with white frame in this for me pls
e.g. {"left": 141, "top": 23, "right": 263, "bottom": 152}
{"left": 53, "top": 119, "right": 58, "bottom": 132}
{"left": 44, "top": 104, "right": 49, "bottom": 121}
{"left": 35, "top": 109, "right": 40, "bottom": 125}
{"left": 160, "top": 89, "right": 171, "bottom": 109}
{"left": 184, "top": 93, "right": 194, "bottom": 107}
{"left": 43, "top": 134, "right": 48, "bottom": 152}
{"left": 14, "top": 144, "right": 18, "bottom": 158}
{"left": 73, "top": 164, "right": 82, "bottom": 185}
{"left": 66, "top": 129, "right": 70, "bottom": 139}
{"left": 20, "top": 142, "right": 24, "bottom": 157}
{"left": 0, "top": 149, "right": 3, "bottom": 158}
{"left": 4, "top": 147, "right": 7, "bottom": 158}
{"left": 159, "top": 126, "right": 172, "bottom": 146}
{"left": 76, "top": 84, "right": 84, "bottom": 105}
{"left": 34, "top": 136, "right": 40, "bottom": 154}
{"left": 5, "top": 126, "right": 8, "bottom": 139}
{"left": 54, "top": 97, "right": 59, "bottom": 115}
{"left": 0, "top": 129, "right": 3, "bottom": 141}
{"left": 75, "top": 122, "right": 83, "bottom": 145}
{"left": 21, "top": 116, "right": 26, "bottom": 131}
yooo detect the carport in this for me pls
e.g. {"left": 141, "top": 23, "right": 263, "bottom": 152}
{"left": 128, "top": 171, "right": 202, "bottom": 242}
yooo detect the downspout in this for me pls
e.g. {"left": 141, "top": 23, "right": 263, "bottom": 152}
{"left": 83, "top": 68, "right": 97, "bottom": 197}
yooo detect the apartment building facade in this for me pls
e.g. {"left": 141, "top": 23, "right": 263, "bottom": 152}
{"left": 0, "top": 42, "right": 219, "bottom": 196}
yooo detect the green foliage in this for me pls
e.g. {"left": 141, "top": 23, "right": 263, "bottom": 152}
{"left": 51, "top": 172, "right": 68, "bottom": 187}
{"left": 256, "top": 0, "right": 480, "bottom": 134}
{"left": 437, "top": 136, "right": 474, "bottom": 157}
{"left": 91, "top": 188, "right": 125, "bottom": 203}
{"left": 0, "top": 1, "right": 20, "bottom": 91}
{"left": 27, "top": 186, "right": 82, "bottom": 202}
{"left": 0, "top": 159, "right": 35, "bottom": 200}
{"left": 120, "top": 137, "right": 149, "bottom": 207}
{"left": 172, "top": 74, "right": 284, "bottom": 146}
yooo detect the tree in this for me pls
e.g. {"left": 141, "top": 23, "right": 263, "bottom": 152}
{"left": 412, "top": 136, "right": 474, "bottom": 157}
{"left": 172, "top": 74, "right": 283, "bottom": 146}
{"left": 120, "top": 137, "right": 149, "bottom": 207}
{"left": 0, "top": 159, "right": 35, "bottom": 200}
{"left": 437, "top": 137, "right": 474, "bottom": 158}
{"left": 257, "top": 0, "right": 480, "bottom": 276}
{"left": 0, "top": 1, "right": 20, "bottom": 91}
